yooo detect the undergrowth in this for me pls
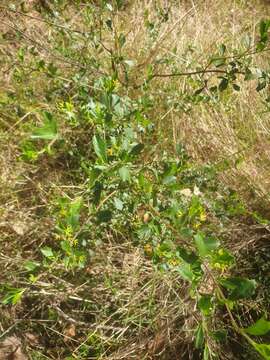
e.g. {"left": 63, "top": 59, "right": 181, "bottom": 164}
{"left": 0, "top": 1, "right": 270, "bottom": 359}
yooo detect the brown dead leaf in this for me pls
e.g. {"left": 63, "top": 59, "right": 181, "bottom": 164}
{"left": 64, "top": 324, "right": 76, "bottom": 341}
{"left": 11, "top": 221, "right": 29, "bottom": 236}
{"left": 0, "top": 336, "right": 28, "bottom": 360}
{"left": 25, "top": 333, "right": 39, "bottom": 346}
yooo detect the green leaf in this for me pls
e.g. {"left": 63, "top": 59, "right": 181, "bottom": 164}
{"left": 67, "top": 197, "right": 82, "bottom": 229}
{"left": 211, "top": 58, "right": 226, "bottom": 67}
{"left": 244, "top": 316, "right": 270, "bottom": 336}
{"left": 61, "top": 240, "right": 72, "bottom": 255}
{"left": 2, "top": 287, "right": 26, "bottom": 305}
{"left": 219, "top": 44, "right": 226, "bottom": 56}
{"left": 256, "top": 81, "right": 267, "bottom": 92}
{"left": 119, "top": 166, "right": 130, "bottom": 182}
{"left": 138, "top": 172, "right": 152, "bottom": 193}
{"left": 257, "top": 19, "right": 270, "bottom": 51}
{"left": 24, "top": 260, "right": 40, "bottom": 272}
{"left": 105, "top": 19, "right": 113, "bottom": 30}
{"left": 96, "top": 210, "right": 112, "bottom": 224}
{"left": 233, "top": 83, "right": 240, "bottom": 91}
{"left": 129, "top": 143, "right": 144, "bottom": 156}
{"left": 194, "top": 232, "right": 220, "bottom": 257}
{"left": 198, "top": 295, "right": 213, "bottom": 316}
{"left": 219, "top": 77, "right": 229, "bottom": 91}
{"left": 93, "top": 181, "right": 103, "bottom": 205}
{"left": 118, "top": 33, "right": 126, "bottom": 48}
{"left": 177, "top": 247, "right": 199, "bottom": 264}
{"left": 195, "top": 323, "right": 204, "bottom": 349}
{"left": 31, "top": 112, "right": 58, "bottom": 140}
{"left": 252, "top": 342, "right": 270, "bottom": 360}
{"left": 203, "top": 345, "right": 210, "bottom": 360}
{"left": 210, "top": 329, "right": 228, "bottom": 342}
{"left": 176, "top": 262, "right": 194, "bottom": 282}
{"left": 93, "top": 135, "right": 107, "bottom": 162}
{"left": 41, "top": 246, "right": 54, "bottom": 258}
{"left": 211, "top": 248, "right": 235, "bottom": 270}
{"left": 219, "top": 277, "right": 256, "bottom": 300}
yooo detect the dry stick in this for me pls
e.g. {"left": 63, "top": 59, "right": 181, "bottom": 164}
{"left": 133, "top": 44, "right": 270, "bottom": 89}
{"left": 138, "top": 7, "right": 195, "bottom": 69}
{"left": 1, "top": 5, "right": 113, "bottom": 56}
{"left": 153, "top": 68, "right": 246, "bottom": 78}
{"left": 1, "top": 20, "right": 107, "bottom": 76}
{"left": 133, "top": 68, "right": 246, "bottom": 89}
{"left": 51, "top": 305, "right": 88, "bottom": 326}
{"left": 0, "top": 5, "right": 87, "bottom": 35}
{"left": 43, "top": 324, "right": 81, "bottom": 344}
{"left": 72, "top": 276, "right": 156, "bottom": 355}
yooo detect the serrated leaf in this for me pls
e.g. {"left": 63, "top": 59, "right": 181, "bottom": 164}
{"left": 93, "top": 135, "right": 107, "bottom": 162}
{"left": 194, "top": 232, "right": 220, "bottom": 257}
{"left": 219, "top": 277, "right": 256, "bottom": 300}
{"left": 31, "top": 112, "right": 58, "bottom": 140}
{"left": 244, "top": 316, "right": 270, "bottom": 336}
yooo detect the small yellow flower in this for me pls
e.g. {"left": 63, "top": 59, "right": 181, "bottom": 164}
{"left": 177, "top": 210, "right": 183, "bottom": 217}
{"left": 168, "top": 258, "right": 180, "bottom": 266}
{"left": 107, "top": 148, "right": 113, "bottom": 156}
{"left": 54, "top": 233, "right": 61, "bottom": 240}
{"left": 218, "top": 249, "right": 224, "bottom": 256}
{"left": 144, "top": 244, "right": 153, "bottom": 256}
{"left": 200, "top": 212, "right": 207, "bottom": 222}
{"left": 59, "top": 209, "right": 67, "bottom": 217}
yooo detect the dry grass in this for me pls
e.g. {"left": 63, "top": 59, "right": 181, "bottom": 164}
{"left": 110, "top": 0, "right": 270, "bottom": 207}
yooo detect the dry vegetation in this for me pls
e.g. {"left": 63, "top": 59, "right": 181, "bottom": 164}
{"left": 0, "top": 1, "right": 270, "bottom": 359}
